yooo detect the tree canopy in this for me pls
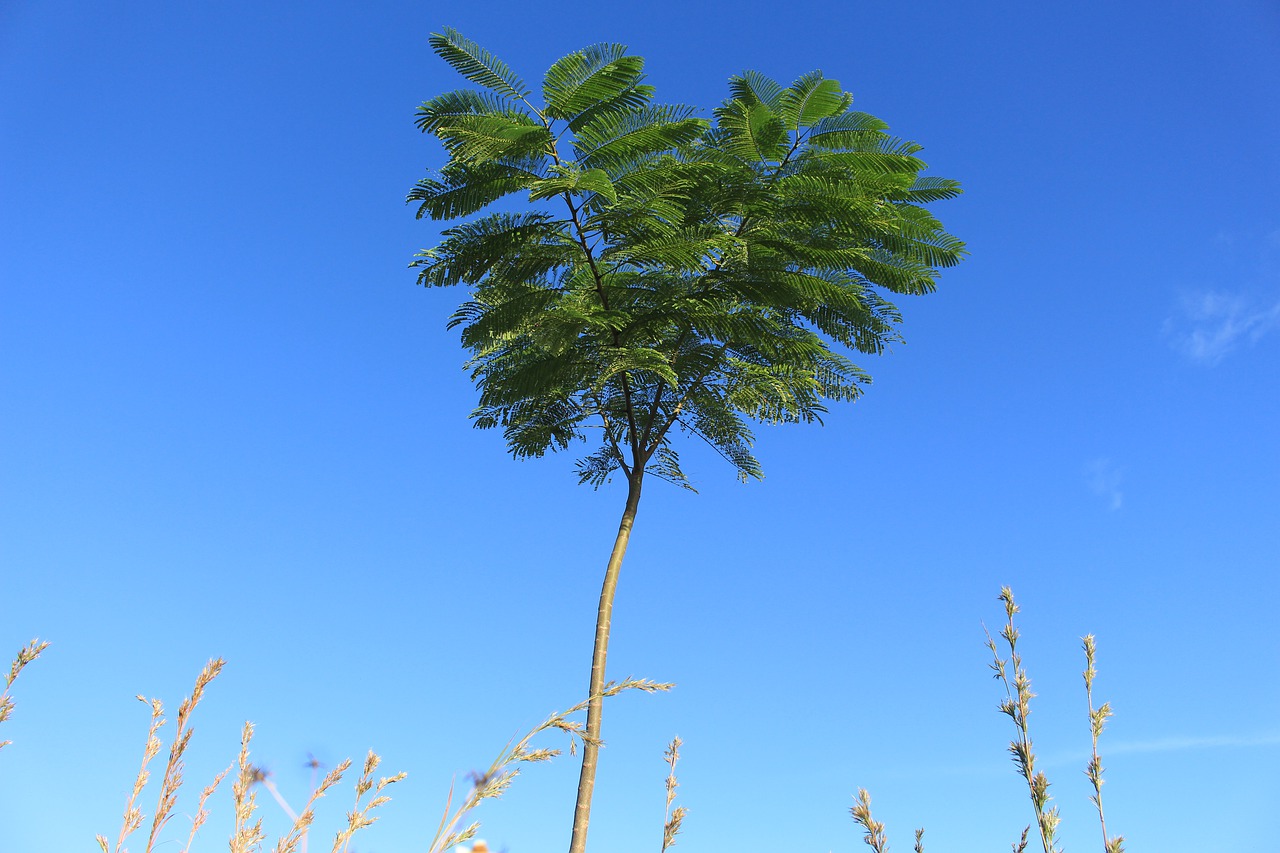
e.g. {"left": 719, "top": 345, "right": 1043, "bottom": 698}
{"left": 410, "top": 28, "right": 965, "bottom": 490}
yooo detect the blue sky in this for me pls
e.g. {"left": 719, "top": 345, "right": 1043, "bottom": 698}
{"left": 2, "top": 1, "right": 1277, "bottom": 851}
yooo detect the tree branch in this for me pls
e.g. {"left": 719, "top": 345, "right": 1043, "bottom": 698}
{"left": 644, "top": 341, "right": 731, "bottom": 454}
{"left": 587, "top": 391, "right": 633, "bottom": 479}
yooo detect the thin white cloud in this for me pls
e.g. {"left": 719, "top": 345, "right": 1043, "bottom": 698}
{"left": 1165, "top": 289, "right": 1280, "bottom": 364}
{"left": 1086, "top": 458, "right": 1124, "bottom": 510}
{"left": 1104, "top": 732, "right": 1280, "bottom": 754}
{"left": 1042, "top": 731, "right": 1280, "bottom": 767}
{"left": 885, "top": 732, "right": 1280, "bottom": 779}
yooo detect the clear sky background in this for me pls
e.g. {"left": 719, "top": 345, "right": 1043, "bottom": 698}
{"left": 2, "top": 1, "right": 1278, "bottom": 851}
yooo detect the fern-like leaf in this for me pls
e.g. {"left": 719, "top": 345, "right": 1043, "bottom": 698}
{"left": 714, "top": 100, "right": 789, "bottom": 164}
{"left": 728, "top": 70, "right": 785, "bottom": 111}
{"left": 414, "top": 88, "right": 530, "bottom": 133}
{"left": 543, "top": 44, "right": 647, "bottom": 124}
{"left": 779, "top": 72, "right": 847, "bottom": 129}
{"left": 428, "top": 28, "right": 530, "bottom": 101}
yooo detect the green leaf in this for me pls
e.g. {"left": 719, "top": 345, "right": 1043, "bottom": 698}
{"left": 414, "top": 88, "right": 529, "bottom": 133}
{"left": 603, "top": 229, "right": 733, "bottom": 272}
{"left": 408, "top": 157, "right": 544, "bottom": 220}
{"left": 728, "top": 71, "right": 785, "bottom": 111}
{"left": 435, "top": 114, "right": 553, "bottom": 165}
{"left": 411, "top": 211, "right": 565, "bottom": 287}
{"left": 528, "top": 166, "right": 617, "bottom": 205}
{"left": 577, "top": 169, "right": 618, "bottom": 204}
{"left": 576, "top": 444, "right": 628, "bottom": 488}
{"left": 781, "top": 73, "right": 847, "bottom": 129}
{"left": 646, "top": 445, "right": 696, "bottom": 491}
{"left": 566, "top": 84, "right": 655, "bottom": 133}
{"left": 428, "top": 29, "right": 530, "bottom": 100}
{"left": 898, "top": 176, "right": 964, "bottom": 203}
{"left": 574, "top": 105, "right": 707, "bottom": 171}
{"left": 714, "top": 100, "right": 788, "bottom": 164}
{"left": 597, "top": 347, "right": 679, "bottom": 390}
{"left": 543, "top": 44, "right": 646, "bottom": 122}
{"left": 806, "top": 111, "right": 890, "bottom": 147}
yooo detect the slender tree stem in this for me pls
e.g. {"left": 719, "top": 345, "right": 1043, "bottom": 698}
{"left": 568, "top": 471, "right": 644, "bottom": 853}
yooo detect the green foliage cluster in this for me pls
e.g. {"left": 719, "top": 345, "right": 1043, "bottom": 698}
{"left": 410, "top": 28, "right": 964, "bottom": 489}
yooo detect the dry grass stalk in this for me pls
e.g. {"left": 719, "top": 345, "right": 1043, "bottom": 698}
{"left": 97, "top": 659, "right": 404, "bottom": 853}
{"left": 98, "top": 696, "right": 165, "bottom": 853}
{"left": 230, "top": 722, "right": 266, "bottom": 853}
{"left": 660, "top": 736, "right": 687, "bottom": 852}
{"left": 147, "top": 658, "right": 225, "bottom": 852}
{"left": 242, "top": 739, "right": 405, "bottom": 853}
{"left": 98, "top": 658, "right": 226, "bottom": 853}
{"left": 329, "top": 751, "right": 408, "bottom": 853}
{"left": 0, "top": 638, "right": 49, "bottom": 750}
{"left": 984, "top": 587, "right": 1061, "bottom": 853}
{"left": 269, "top": 759, "right": 352, "bottom": 853}
{"left": 850, "top": 788, "right": 889, "bottom": 853}
{"left": 1082, "top": 635, "right": 1125, "bottom": 853}
{"left": 854, "top": 589, "right": 1124, "bottom": 852}
{"left": 181, "top": 767, "right": 231, "bottom": 853}
{"left": 427, "top": 676, "right": 672, "bottom": 853}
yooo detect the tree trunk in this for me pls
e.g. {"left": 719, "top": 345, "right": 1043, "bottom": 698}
{"left": 567, "top": 471, "right": 645, "bottom": 853}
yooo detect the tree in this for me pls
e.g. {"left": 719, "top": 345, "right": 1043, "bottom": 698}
{"left": 410, "top": 29, "right": 964, "bottom": 853}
